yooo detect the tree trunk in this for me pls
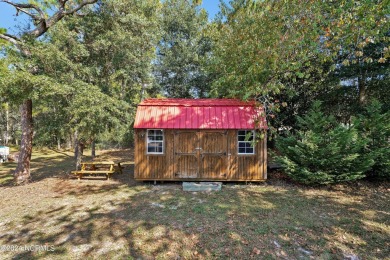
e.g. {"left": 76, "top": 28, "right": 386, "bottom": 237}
{"left": 14, "top": 99, "right": 33, "bottom": 184}
{"left": 91, "top": 139, "right": 96, "bottom": 158}
{"left": 358, "top": 68, "right": 367, "bottom": 105}
{"left": 74, "top": 131, "right": 80, "bottom": 170}
{"left": 358, "top": 78, "right": 366, "bottom": 105}
{"left": 67, "top": 134, "right": 72, "bottom": 150}
{"left": 57, "top": 137, "right": 61, "bottom": 150}
{"left": 75, "top": 140, "right": 84, "bottom": 171}
{"left": 74, "top": 130, "right": 86, "bottom": 170}
{"left": 5, "top": 103, "right": 9, "bottom": 145}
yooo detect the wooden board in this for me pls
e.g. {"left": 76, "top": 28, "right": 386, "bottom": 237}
{"left": 174, "top": 131, "right": 199, "bottom": 178}
{"left": 134, "top": 129, "right": 267, "bottom": 181}
{"left": 200, "top": 131, "right": 228, "bottom": 179}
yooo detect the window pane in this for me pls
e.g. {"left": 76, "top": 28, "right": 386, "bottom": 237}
{"left": 147, "top": 140, "right": 163, "bottom": 154}
{"left": 246, "top": 142, "right": 254, "bottom": 148}
{"left": 157, "top": 143, "right": 163, "bottom": 153}
{"left": 238, "top": 131, "right": 254, "bottom": 141}
{"left": 238, "top": 135, "right": 246, "bottom": 141}
{"left": 238, "top": 130, "right": 246, "bottom": 136}
{"left": 147, "top": 130, "right": 164, "bottom": 154}
{"left": 246, "top": 147, "right": 254, "bottom": 154}
{"left": 238, "top": 128, "right": 255, "bottom": 154}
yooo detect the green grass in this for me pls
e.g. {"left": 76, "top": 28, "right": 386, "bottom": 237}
{"left": 0, "top": 148, "right": 389, "bottom": 259}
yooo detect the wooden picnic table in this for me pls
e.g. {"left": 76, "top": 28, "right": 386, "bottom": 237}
{"left": 71, "top": 161, "right": 124, "bottom": 180}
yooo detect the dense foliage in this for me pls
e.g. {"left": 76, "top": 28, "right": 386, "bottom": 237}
{"left": 357, "top": 101, "right": 390, "bottom": 179}
{"left": 0, "top": 0, "right": 388, "bottom": 183}
{"left": 208, "top": 0, "right": 389, "bottom": 134}
{"left": 30, "top": 0, "right": 160, "bottom": 147}
{"left": 276, "top": 102, "right": 374, "bottom": 185}
{"left": 154, "top": 0, "right": 212, "bottom": 98}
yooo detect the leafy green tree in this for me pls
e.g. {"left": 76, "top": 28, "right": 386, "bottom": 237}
{"left": 0, "top": 0, "right": 99, "bottom": 184}
{"left": 0, "top": 61, "right": 21, "bottom": 146}
{"left": 208, "top": 0, "right": 388, "bottom": 139}
{"left": 276, "top": 102, "right": 374, "bottom": 185}
{"left": 154, "top": 0, "right": 212, "bottom": 98}
{"left": 77, "top": 0, "right": 160, "bottom": 102}
{"left": 27, "top": 0, "right": 159, "bottom": 165}
{"left": 320, "top": 0, "right": 389, "bottom": 105}
{"left": 209, "top": 0, "right": 329, "bottom": 99}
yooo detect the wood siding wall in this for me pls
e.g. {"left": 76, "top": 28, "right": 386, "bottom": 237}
{"left": 135, "top": 129, "right": 267, "bottom": 181}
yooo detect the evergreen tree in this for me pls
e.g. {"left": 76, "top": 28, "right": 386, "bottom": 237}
{"left": 358, "top": 101, "right": 390, "bottom": 179}
{"left": 276, "top": 101, "right": 374, "bottom": 185}
{"left": 0, "top": 0, "right": 98, "bottom": 184}
{"left": 31, "top": 0, "right": 159, "bottom": 149}
{"left": 154, "top": 0, "right": 212, "bottom": 98}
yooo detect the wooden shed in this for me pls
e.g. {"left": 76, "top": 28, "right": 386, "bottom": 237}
{"left": 133, "top": 98, "right": 267, "bottom": 181}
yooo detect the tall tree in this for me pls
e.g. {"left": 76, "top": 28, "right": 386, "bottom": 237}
{"left": 320, "top": 0, "right": 389, "bottom": 105}
{"left": 154, "top": 0, "right": 212, "bottom": 98}
{"left": 78, "top": 0, "right": 160, "bottom": 102}
{"left": 0, "top": 0, "right": 98, "bottom": 184}
{"left": 26, "top": 0, "right": 159, "bottom": 166}
{"left": 0, "top": 60, "right": 11, "bottom": 145}
{"left": 208, "top": 0, "right": 388, "bottom": 134}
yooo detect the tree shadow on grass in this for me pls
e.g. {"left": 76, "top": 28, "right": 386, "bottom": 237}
{"left": 0, "top": 178, "right": 388, "bottom": 259}
{"left": 0, "top": 148, "right": 134, "bottom": 187}
{"left": 1, "top": 148, "right": 388, "bottom": 258}
{"left": 0, "top": 162, "right": 16, "bottom": 186}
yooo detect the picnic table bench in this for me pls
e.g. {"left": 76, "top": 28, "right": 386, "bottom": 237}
{"left": 71, "top": 161, "right": 123, "bottom": 180}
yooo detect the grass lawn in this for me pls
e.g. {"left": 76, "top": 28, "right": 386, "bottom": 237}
{"left": 0, "top": 149, "right": 389, "bottom": 259}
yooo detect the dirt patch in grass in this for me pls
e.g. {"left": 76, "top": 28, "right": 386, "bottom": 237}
{"left": 0, "top": 149, "right": 389, "bottom": 259}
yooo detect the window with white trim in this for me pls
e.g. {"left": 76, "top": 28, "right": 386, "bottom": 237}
{"left": 237, "top": 130, "right": 255, "bottom": 154}
{"left": 147, "top": 130, "right": 164, "bottom": 154}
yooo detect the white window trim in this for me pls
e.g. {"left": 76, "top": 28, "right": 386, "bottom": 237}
{"left": 146, "top": 129, "right": 164, "bottom": 154}
{"left": 237, "top": 130, "right": 255, "bottom": 155}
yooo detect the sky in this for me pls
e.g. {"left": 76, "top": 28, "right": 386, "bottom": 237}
{"left": 0, "top": 1, "right": 221, "bottom": 35}
{"left": 0, "top": 3, "right": 31, "bottom": 35}
{"left": 201, "top": 1, "right": 221, "bottom": 19}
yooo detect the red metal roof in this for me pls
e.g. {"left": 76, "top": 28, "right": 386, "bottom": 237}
{"left": 134, "top": 98, "right": 267, "bottom": 129}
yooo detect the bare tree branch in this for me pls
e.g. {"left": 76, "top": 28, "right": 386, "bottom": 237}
{"left": 1, "top": 0, "right": 96, "bottom": 39}
{"left": 0, "top": 0, "right": 96, "bottom": 56}
{"left": 12, "top": 6, "right": 40, "bottom": 20}
{"left": 0, "top": 33, "right": 20, "bottom": 45}
{"left": 28, "top": 0, "right": 97, "bottom": 38}
{"left": 0, "top": 0, "right": 45, "bottom": 20}
{"left": 0, "top": 33, "right": 31, "bottom": 55}
{"left": 57, "top": 0, "right": 69, "bottom": 8}
{"left": 63, "top": 0, "right": 96, "bottom": 15}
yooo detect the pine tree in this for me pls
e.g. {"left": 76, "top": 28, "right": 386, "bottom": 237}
{"left": 357, "top": 100, "right": 390, "bottom": 179}
{"left": 276, "top": 101, "right": 374, "bottom": 185}
{"left": 154, "top": 0, "right": 212, "bottom": 98}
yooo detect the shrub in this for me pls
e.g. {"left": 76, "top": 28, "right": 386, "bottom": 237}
{"left": 276, "top": 101, "right": 374, "bottom": 185}
{"left": 357, "top": 100, "right": 390, "bottom": 180}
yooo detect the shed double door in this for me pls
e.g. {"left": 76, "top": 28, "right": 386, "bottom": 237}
{"left": 174, "top": 131, "right": 228, "bottom": 179}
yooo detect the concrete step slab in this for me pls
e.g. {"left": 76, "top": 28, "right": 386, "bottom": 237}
{"left": 183, "top": 182, "right": 222, "bottom": 192}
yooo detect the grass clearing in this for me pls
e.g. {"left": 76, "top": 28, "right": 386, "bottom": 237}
{"left": 0, "top": 148, "right": 389, "bottom": 259}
